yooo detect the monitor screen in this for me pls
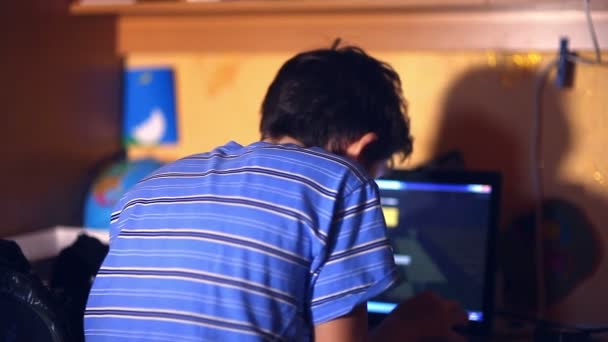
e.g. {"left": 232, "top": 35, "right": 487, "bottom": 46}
{"left": 368, "top": 171, "right": 500, "bottom": 332}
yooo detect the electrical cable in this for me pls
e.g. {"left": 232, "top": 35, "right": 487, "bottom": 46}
{"left": 532, "top": 54, "right": 605, "bottom": 330}
{"left": 532, "top": 58, "right": 557, "bottom": 320}
{"left": 583, "top": 0, "right": 602, "bottom": 63}
{"left": 529, "top": 0, "right": 606, "bottom": 319}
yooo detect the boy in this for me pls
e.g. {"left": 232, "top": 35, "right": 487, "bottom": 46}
{"left": 85, "top": 45, "right": 467, "bottom": 341}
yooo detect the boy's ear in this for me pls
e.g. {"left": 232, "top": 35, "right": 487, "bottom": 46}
{"left": 345, "top": 132, "right": 378, "bottom": 162}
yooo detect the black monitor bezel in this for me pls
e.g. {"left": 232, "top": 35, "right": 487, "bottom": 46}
{"left": 369, "top": 169, "right": 502, "bottom": 337}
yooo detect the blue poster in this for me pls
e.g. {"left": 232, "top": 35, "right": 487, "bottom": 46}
{"left": 123, "top": 67, "right": 178, "bottom": 146}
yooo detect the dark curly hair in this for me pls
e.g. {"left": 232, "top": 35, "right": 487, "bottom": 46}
{"left": 260, "top": 45, "right": 413, "bottom": 165}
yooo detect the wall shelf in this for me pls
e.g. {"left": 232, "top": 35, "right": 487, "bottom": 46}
{"left": 70, "top": 0, "right": 608, "bottom": 16}
{"left": 70, "top": 0, "right": 608, "bottom": 52}
{"left": 71, "top": 1, "right": 484, "bottom": 16}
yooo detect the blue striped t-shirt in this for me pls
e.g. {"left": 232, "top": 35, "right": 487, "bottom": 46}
{"left": 85, "top": 141, "right": 398, "bottom": 341}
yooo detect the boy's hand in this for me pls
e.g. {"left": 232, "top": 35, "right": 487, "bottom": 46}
{"left": 372, "top": 291, "right": 469, "bottom": 341}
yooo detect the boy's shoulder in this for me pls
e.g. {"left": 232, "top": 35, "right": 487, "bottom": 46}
{"left": 143, "top": 141, "right": 373, "bottom": 194}
{"left": 250, "top": 142, "right": 371, "bottom": 181}
{"left": 175, "top": 142, "right": 365, "bottom": 174}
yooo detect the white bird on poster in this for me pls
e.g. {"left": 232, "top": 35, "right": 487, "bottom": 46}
{"left": 133, "top": 108, "right": 166, "bottom": 145}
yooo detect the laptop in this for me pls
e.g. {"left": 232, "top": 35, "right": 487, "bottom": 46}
{"left": 368, "top": 170, "right": 501, "bottom": 337}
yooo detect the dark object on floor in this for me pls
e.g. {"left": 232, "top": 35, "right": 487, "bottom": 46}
{"left": 0, "top": 239, "right": 31, "bottom": 273}
{"left": 0, "top": 240, "right": 70, "bottom": 342}
{"left": 51, "top": 234, "right": 109, "bottom": 342}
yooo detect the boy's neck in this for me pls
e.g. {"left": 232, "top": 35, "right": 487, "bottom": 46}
{"left": 262, "top": 136, "right": 304, "bottom": 147}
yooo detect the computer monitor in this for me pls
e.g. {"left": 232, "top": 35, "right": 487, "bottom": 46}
{"left": 368, "top": 170, "right": 501, "bottom": 336}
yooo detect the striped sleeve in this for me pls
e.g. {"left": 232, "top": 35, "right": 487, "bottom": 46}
{"left": 310, "top": 180, "right": 399, "bottom": 325}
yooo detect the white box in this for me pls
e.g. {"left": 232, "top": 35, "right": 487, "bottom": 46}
{"left": 7, "top": 226, "right": 110, "bottom": 262}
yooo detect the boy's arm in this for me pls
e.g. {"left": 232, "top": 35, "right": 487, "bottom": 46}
{"left": 315, "top": 304, "right": 368, "bottom": 342}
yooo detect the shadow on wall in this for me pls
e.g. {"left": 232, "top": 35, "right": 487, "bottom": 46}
{"left": 423, "top": 64, "right": 605, "bottom": 315}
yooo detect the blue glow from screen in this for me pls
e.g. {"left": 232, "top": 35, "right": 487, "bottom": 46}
{"left": 367, "top": 302, "right": 483, "bottom": 321}
{"left": 375, "top": 180, "right": 491, "bottom": 194}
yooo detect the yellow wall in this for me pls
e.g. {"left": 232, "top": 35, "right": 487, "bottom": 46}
{"left": 127, "top": 51, "right": 608, "bottom": 323}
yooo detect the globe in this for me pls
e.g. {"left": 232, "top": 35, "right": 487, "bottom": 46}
{"left": 84, "top": 158, "right": 164, "bottom": 230}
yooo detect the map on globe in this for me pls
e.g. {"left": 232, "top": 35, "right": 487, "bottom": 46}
{"left": 84, "top": 159, "right": 164, "bottom": 230}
